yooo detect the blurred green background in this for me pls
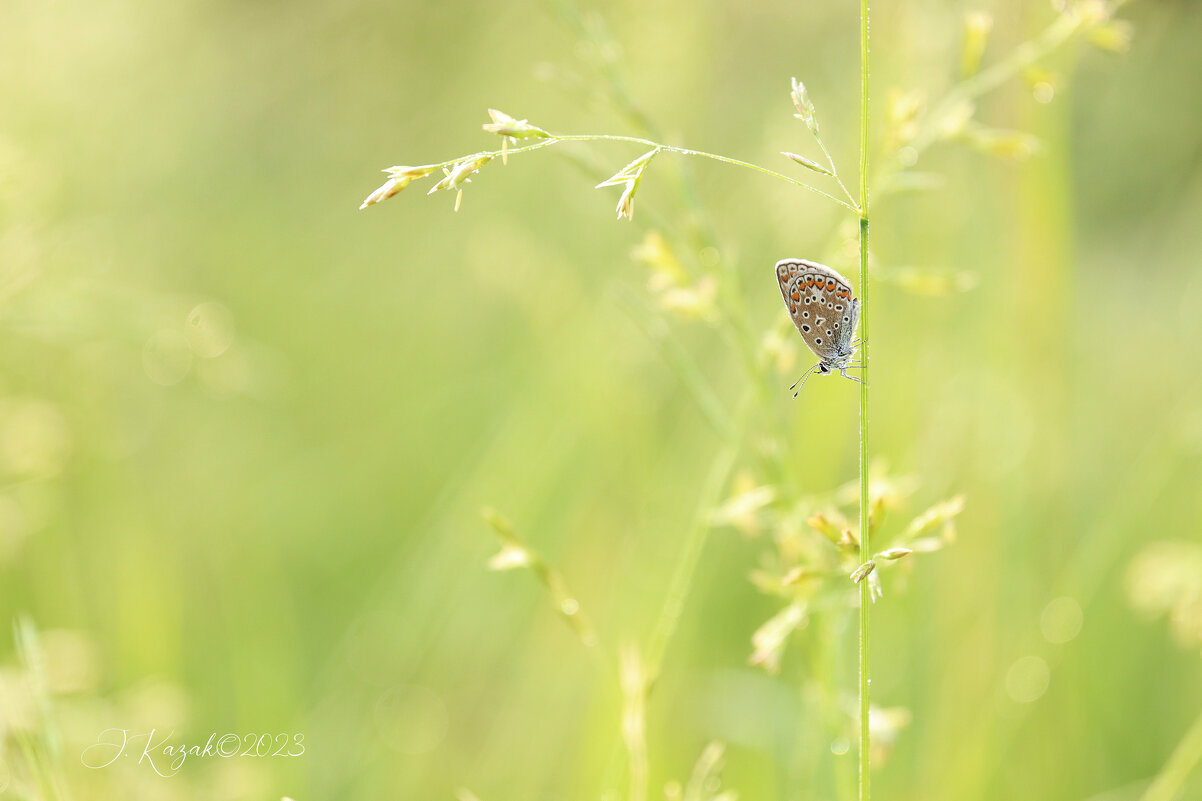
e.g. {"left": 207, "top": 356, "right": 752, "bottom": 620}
{"left": 2, "top": 0, "right": 1201, "bottom": 799}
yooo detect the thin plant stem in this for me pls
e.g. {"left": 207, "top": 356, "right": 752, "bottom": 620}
{"left": 615, "top": 286, "right": 738, "bottom": 442}
{"left": 555, "top": 134, "right": 859, "bottom": 211}
{"left": 1139, "top": 707, "right": 1202, "bottom": 801}
{"left": 403, "top": 135, "right": 860, "bottom": 213}
{"left": 813, "top": 132, "right": 859, "bottom": 210}
{"left": 857, "top": 0, "right": 872, "bottom": 798}
{"left": 857, "top": 215, "right": 871, "bottom": 801}
{"left": 644, "top": 395, "right": 751, "bottom": 682}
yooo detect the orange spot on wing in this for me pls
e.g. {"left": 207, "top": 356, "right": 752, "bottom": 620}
{"left": 826, "top": 280, "right": 836, "bottom": 290}
{"left": 792, "top": 291, "right": 800, "bottom": 301}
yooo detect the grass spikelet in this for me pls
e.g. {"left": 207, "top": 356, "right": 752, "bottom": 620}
{"left": 961, "top": 12, "right": 994, "bottom": 77}
{"left": 749, "top": 601, "right": 806, "bottom": 674}
{"left": 481, "top": 508, "right": 597, "bottom": 647}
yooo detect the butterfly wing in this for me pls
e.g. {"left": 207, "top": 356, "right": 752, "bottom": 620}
{"left": 836, "top": 298, "right": 860, "bottom": 356}
{"left": 775, "top": 259, "right": 859, "bottom": 363}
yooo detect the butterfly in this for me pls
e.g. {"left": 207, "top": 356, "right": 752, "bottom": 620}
{"left": 775, "top": 258, "right": 863, "bottom": 396}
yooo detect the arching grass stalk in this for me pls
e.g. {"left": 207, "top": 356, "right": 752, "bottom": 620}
{"left": 360, "top": 131, "right": 859, "bottom": 214}
{"left": 857, "top": 0, "right": 871, "bottom": 798}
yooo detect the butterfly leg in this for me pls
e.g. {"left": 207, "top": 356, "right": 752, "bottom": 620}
{"left": 839, "top": 369, "right": 865, "bottom": 385}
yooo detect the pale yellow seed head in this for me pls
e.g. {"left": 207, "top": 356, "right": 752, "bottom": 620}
{"left": 482, "top": 108, "right": 550, "bottom": 139}
{"left": 359, "top": 175, "right": 413, "bottom": 209}
{"left": 850, "top": 560, "right": 876, "bottom": 583}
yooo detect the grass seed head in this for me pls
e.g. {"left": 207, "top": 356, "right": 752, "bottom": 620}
{"left": 806, "top": 512, "right": 844, "bottom": 545}
{"left": 385, "top": 164, "right": 439, "bottom": 178}
{"left": 1088, "top": 19, "right": 1133, "bottom": 53}
{"left": 481, "top": 108, "right": 551, "bottom": 139}
{"left": 597, "top": 148, "right": 659, "bottom": 221}
{"left": 750, "top": 602, "right": 807, "bottom": 674}
{"left": 781, "top": 151, "right": 833, "bottom": 175}
{"left": 790, "top": 77, "right": 818, "bottom": 134}
{"left": 850, "top": 560, "right": 876, "bottom": 583}
{"left": 961, "top": 12, "right": 994, "bottom": 77}
{"left": 359, "top": 176, "right": 413, "bottom": 209}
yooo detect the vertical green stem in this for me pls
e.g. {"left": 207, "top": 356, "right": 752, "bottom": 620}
{"left": 857, "top": 0, "right": 871, "bottom": 799}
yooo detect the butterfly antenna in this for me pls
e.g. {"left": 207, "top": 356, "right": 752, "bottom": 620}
{"left": 789, "top": 362, "right": 819, "bottom": 391}
{"left": 790, "top": 362, "right": 822, "bottom": 398}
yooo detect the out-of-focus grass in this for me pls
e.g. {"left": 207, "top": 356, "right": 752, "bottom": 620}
{"left": 1, "top": 1, "right": 1201, "bottom": 800}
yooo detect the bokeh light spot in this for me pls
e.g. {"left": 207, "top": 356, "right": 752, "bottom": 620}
{"left": 186, "top": 301, "right": 236, "bottom": 358}
{"left": 1005, "top": 656, "right": 1050, "bottom": 703}
{"left": 1040, "top": 597, "right": 1083, "bottom": 644}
